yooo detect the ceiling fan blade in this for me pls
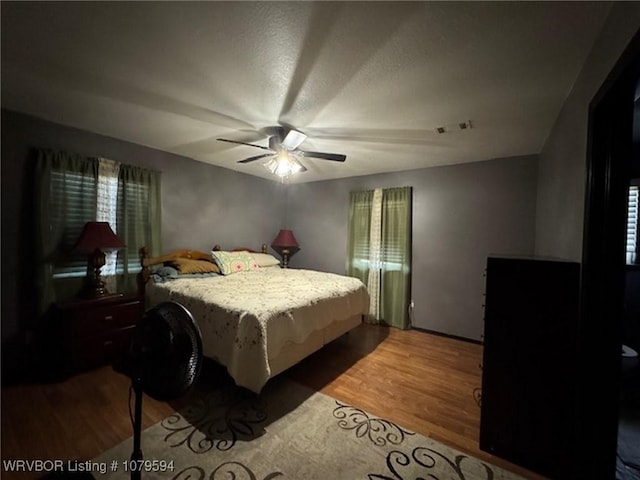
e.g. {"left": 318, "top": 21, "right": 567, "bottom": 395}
{"left": 300, "top": 151, "right": 346, "bottom": 162}
{"left": 281, "top": 129, "right": 307, "bottom": 150}
{"left": 217, "top": 138, "right": 272, "bottom": 151}
{"left": 238, "top": 153, "right": 274, "bottom": 164}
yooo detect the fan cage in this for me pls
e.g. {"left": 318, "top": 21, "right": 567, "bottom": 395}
{"left": 134, "top": 302, "right": 203, "bottom": 401}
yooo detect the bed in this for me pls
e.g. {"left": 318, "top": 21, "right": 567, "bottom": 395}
{"left": 137, "top": 244, "right": 370, "bottom": 393}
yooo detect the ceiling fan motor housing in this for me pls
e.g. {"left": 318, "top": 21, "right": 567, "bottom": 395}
{"left": 269, "top": 135, "right": 282, "bottom": 151}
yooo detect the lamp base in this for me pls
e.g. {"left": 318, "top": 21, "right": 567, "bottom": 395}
{"left": 78, "top": 264, "right": 112, "bottom": 299}
{"left": 272, "top": 247, "right": 299, "bottom": 268}
{"left": 78, "top": 250, "right": 114, "bottom": 299}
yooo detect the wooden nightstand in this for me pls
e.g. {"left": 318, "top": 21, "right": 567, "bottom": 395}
{"left": 54, "top": 294, "right": 144, "bottom": 374}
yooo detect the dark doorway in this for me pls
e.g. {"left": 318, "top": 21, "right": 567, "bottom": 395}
{"left": 580, "top": 28, "right": 640, "bottom": 480}
{"left": 617, "top": 67, "right": 640, "bottom": 480}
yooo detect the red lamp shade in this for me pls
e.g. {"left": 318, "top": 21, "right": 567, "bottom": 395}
{"left": 271, "top": 229, "right": 299, "bottom": 248}
{"left": 271, "top": 230, "right": 299, "bottom": 268}
{"left": 74, "top": 221, "right": 125, "bottom": 254}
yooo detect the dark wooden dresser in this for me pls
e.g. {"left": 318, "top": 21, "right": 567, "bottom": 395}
{"left": 54, "top": 294, "right": 143, "bottom": 374}
{"left": 479, "top": 256, "right": 581, "bottom": 479}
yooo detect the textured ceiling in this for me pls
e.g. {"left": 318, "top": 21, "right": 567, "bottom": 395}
{"left": 1, "top": 2, "right": 611, "bottom": 183}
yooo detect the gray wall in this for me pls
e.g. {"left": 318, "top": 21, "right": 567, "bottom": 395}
{"left": 535, "top": 3, "right": 640, "bottom": 260}
{"left": 1, "top": 109, "right": 285, "bottom": 351}
{"left": 286, "top": 155, "right": 538, "bottom": 341}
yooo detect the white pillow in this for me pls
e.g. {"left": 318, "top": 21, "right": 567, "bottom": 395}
{"left": 251, "top": 252, "right": 281, "bottom": 268}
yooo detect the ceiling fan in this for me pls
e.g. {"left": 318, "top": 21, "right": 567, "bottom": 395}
{"left": 217, "top": 126, "right": 346, "bottom": 177}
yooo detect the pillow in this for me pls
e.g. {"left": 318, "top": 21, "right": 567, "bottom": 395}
{"left": 150, "top": 265, "right": 179, "bottom": 282}
{"left": 251, "top": 252, "right": 281, "bottom": 268}
{"left": 168, "top": 258, "right": 220, "bottom": 274}
{"left": 211, "top": 250, "right": 259, "bottom": 275}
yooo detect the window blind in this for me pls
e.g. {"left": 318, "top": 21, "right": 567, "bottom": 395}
{"left": 116, "top": 179, "right": 149, "bottom": 274}
{"left": 627, "top": 185, "right": 638, "bottom": 264}
{"left": 50, "top": 170, "right": 97, "bottom": 278}
{"left": 352, "top": 202, "right": 371, "bottom": 261}
{"left": 351, "top": 194, "right": 408, "bottom": 267}
{"left": 381, "top": 200, "right": 407, "bottom": 267}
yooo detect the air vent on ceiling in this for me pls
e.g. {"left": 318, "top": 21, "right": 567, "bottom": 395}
{"left": 435, "top": 120, "right": 473, "bottom": 134}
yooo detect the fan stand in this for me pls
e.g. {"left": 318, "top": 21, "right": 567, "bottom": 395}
{"left": 115, "top": 301, "right": 204, "bottom": 480}
{"left": 130, "top": 378, "right": 144, "bottom": 480}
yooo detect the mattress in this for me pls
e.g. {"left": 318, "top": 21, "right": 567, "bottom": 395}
{"left": 146, "top": 268, "right": 370, "bottom": 392}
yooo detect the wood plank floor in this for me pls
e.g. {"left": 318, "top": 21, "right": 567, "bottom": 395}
{"left": 1, "top": 324, "right": 543, "bottom": 479}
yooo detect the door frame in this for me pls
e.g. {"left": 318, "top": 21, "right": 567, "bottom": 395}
{"left": 578, "top": 28, "right": 640, "bottom": 479}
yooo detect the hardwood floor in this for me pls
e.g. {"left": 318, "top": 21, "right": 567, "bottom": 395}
{"left": 1, "top": 324, "right": 543, "bottom": 479}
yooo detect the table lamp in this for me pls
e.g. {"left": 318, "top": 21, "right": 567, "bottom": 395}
{"left": 74, "top": 221, "right": 125, "bottom": 298}
{"left": 271, "top": 229, "right": 300, "bottom": 268}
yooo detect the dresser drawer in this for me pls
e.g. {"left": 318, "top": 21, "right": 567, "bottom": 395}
{"left": 68, "top": 300, "right": 142, "bottom": 337}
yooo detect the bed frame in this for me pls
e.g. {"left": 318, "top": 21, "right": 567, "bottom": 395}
{"left": 137, "top": 244, "right": 268, "bottom": 295}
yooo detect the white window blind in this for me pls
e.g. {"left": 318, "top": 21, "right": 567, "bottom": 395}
{"left": 50, "top": 170, "right": 97, "bottom": 278}
{"left": 627, "top": 185, "right": 639, "bottom": 264}
{"left": 97, "top": 159, "right": 121, "bottom": 285}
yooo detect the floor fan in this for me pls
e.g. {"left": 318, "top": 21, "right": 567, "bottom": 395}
{"left": 116, "top": 301, "right": 204, "bottom": 480}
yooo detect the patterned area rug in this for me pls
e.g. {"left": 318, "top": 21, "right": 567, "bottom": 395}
{"left": 94, "top": 377, "right": 525, "bottom": 480}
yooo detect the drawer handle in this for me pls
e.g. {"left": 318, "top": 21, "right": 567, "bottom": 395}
{"left": 103, "top": 340, "right": 114, "bottom": 347}
{"left": 104, "top": 315, "right": 113, "bottom": 321}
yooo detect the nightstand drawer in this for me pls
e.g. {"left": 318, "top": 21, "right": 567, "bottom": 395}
{"left": 71, "top": 326, "right": 136, "bottom": 371}
{"left": 68, "top": 300, "right": 142, "bottom": 337}
{"left": 54, "top": 295, "right": 144, "bottom": 375}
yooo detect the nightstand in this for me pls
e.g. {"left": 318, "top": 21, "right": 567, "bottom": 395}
{"left": 54, "top": 294, "right": 144, "bottom": 374}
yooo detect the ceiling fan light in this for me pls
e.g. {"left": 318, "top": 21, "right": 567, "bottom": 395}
{"left": 289, "top": 158, "right": 304, "bottom": 174}
{"left": 263, "top": 152, "right": 304, "bottom": 178}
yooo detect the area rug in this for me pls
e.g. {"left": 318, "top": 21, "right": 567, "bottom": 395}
{"left": 93, "top": 377, "right": 525, "bottom": 480}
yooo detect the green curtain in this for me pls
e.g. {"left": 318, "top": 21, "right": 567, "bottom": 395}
{"left": 380, "top": 186, "right": 412, "bottom": 329}
{"left": 346, "top": 189, "right": 373, "bottom": 284}
{"left": 346, "top": 186, "right": 412, "bottom": 329}
{"left": 117, "top": 164, "right": 162, "bottom": 293}
{"left": 34, "top": 149, "right": 98, "bottom": 314}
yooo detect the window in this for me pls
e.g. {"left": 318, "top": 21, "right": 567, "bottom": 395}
{"left": 627, "top": 185, "right": 638, "bottom": 264}
{"left": 51, "top": 161, "right": 154, "bottom": 279}
{"left": 35, "top": 149, "right": 161, "bottom": 312}
{"left": 349, "top": 192, "right": 410, "bottom": 272}
{"left": 347, "top": 187, "right": 412, "bottom": 329}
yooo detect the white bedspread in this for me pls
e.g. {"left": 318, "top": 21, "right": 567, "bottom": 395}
{"left": 146, "top": 268, "right": 369, "bottom": 392}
